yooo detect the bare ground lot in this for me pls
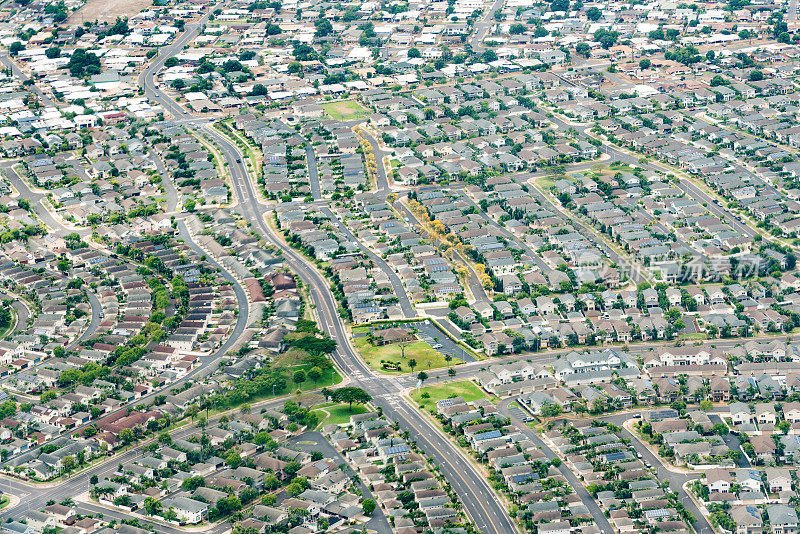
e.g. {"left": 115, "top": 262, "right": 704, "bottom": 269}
{"left": 68, "top": 0, "right": 152, "bottom": 24}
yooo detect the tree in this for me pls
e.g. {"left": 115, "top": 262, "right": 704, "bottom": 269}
{"left": 362, "top": 498, "right": 376, "bottom": 516}
{"left": 482, "top": 49, "right": 497, "bottom": 63}
{"left": 307, "top": 366, "right": 322, "bottom": 387}
{"left": 286, "top": 482, "right": 303, "bottom": 497}
{"left": 408, "top": 358, "right": 417, "bottom": 372}
{"left": 46, "top": 47, "right": 60, "bottom": 59}
{"left": 639, "top": 58, "right": 651, "bottom": 70}
{"left": 541, "top": 403, "right": 563, "bottom": 417}
{"left": 575, "top": 42, "right": 591, "bottom": 57}
{"left": 290, "top": 336, "right": 336, "bottom": 355}
{"left": 586, "top": 6, "right": 602, "bottom": 20}
{"left": 749, "top": 70, "right": 763, "bottom": 81}
{"left": 314, "top": 18, "right": 333, "bottom": 37}
{"left": 119, "top": 428, "right": 136, "bottom": 445}
{"left": 292, "top": 370, "right": 306, "bottom": 387}
{"left": 67, "top": 48, "right": 101, "bottom": 77}
{"left": 417, "top": 371, "right": 428, "bottom": 385}
{"left": 699, "top": 400, "right": 713, "bottom": 411}
{"left": 712, "top": 423, "right": 728, "bottom": 435}
{"left": 226, "top": 452, "right": 242, "bottom": 468}
{"left": 9, "top": 42, "right": 24, "bottom": 56}
{"left": 550, "top": 0, "right": 569, "bottom": 11}
{"left": 57, "top": 257, "right": 70, "bottom": 272}
{"left": 284, "top": 461, "right": 302, "bottom": 478}
{"left": 710, "top": 75, "right": 728, "bottom": 86}
{"left": 407, "top": 47, "right": 421, "bottom": 58}
{"left": 216, "top": 496, "right": 242, "bottom": 516}
{"left": 181, "top": 476, "right": 205, "bottom": 491}
{"left": 144, "top": 497, "right": 162, "bottom": 516}
{"left": 509, "top": 23, "right": 526, "bottom": 34}
{"left": 264, "top": 473, "right": 280, "bottom": 491}
{"left": 331, "top": 387, "right": 372, "bottom": 412}
{"left": 61, "top": 455, "right": 76, "bottom": 472}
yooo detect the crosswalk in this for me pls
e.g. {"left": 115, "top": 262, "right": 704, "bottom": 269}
{"left": 378, "top": 393, "right": 403, "bottom": 408}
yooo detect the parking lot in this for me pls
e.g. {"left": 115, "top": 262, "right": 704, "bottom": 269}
{"left": 409, "top": 320, "right": 476, "bottom": 363}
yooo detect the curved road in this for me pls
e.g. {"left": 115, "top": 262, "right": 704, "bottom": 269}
{"left": 139, "top": 33, "right": 519, "bottom": 532}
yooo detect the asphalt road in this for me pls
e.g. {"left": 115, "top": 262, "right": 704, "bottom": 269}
{"left": 0, "top": 53, "right": 54, "bottom": 107}
{"left": 603, "top": 412, "right": 713, "bottom": 534}
{"left": 468, "top": 0, "right": 505, "bottom": 51}
{"left": 72, "top": 290, "right": 102, "bottom": 347}
{"left": 498, "top": 399, "right": 614, "bottom": 534}
{"left": 305, "top": 144, "right": 322, "bottom": 201}
{"left": 2, "top": 9, "right": 762, "bottom": 532}
{"left": 0, "top": 218, "right": 250, "bottom": 468}
{"left": 288, "top": 431, "right": 392, "bottom": 534}
{"left": 1, "top": 163, "right": 79, "bottom": 238}
{"left": 320, "top": 206, "right": 415, "bottom": 318}
{"left": 522, "top": 175, "right": 648, "bottom": 283}
{"left": 138, "top": 46, "right": 520, "bottom": 530}
{"left": 0, "top": 291, "right": 30, "bottom": 335}
{"left": 200, "top": 123, "right": 519, "bottom": 533}
{"left": 355, "top": 131, "right": 391, "bottom": 192}
{"left": 393, "top": 199, "right": 492, "bottom": 307}
{"left": 548, "top": 111, "right": 755, "bottom": 245}
{"left": 708, "top": 414, "right": 749, "bottom": 467}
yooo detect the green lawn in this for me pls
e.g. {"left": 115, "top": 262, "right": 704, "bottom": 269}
{"left": 203, "top": 367, "right": 341, "bottom": 419}
{"left": 313, "top": 403, "right": 368, "bottom": 427}
{"left": 411, "top": 380, "right": 489, "bottom": 409}
{"left": 295, "top": 367, "right": 342, "bottom": 391}
{"left": 322, "top": 100, "right": 370, "bottom": 121}
{"left": 536, "top": 175, "right": 558, "bottom": 191}
{"left": 353, "top": 336, "right": 463, "bottom": 375}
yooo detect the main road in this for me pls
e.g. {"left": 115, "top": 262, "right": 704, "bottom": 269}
{"left": 140, "top": 31, "right": 519, "bottom": 534}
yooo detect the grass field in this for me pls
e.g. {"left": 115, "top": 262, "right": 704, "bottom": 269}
{"left": 313, "top": 403, "right": 368, "bottom": 427}
{"left": 322, "top": 100, "right": 370, "bottom": 121}
{"left": 353, "top": 336, "right": 463, "bottom": 374}
{"left": 411, "top": 380, "right": 489, "bottom": 409}
{"left": 69, "top": 0, "right": 151, "bottom": 23}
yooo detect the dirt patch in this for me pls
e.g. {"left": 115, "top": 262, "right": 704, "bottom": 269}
{"left": 68, "top": 0, "right": 153, "bottom": 24}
